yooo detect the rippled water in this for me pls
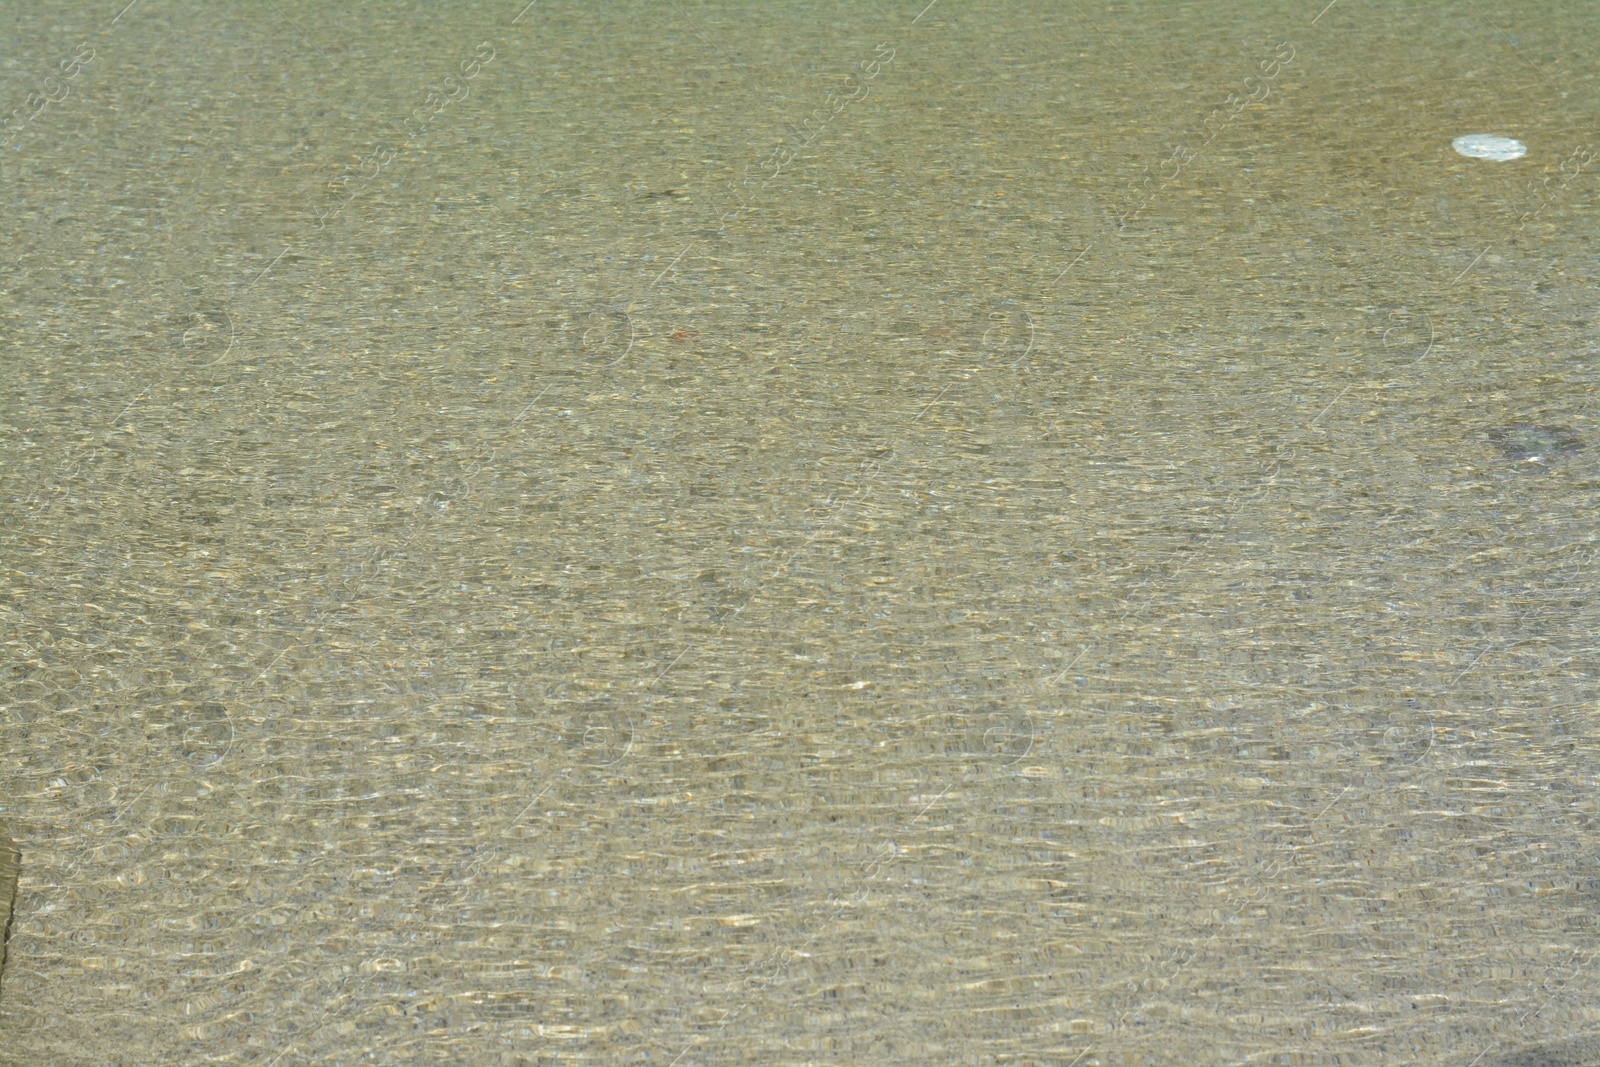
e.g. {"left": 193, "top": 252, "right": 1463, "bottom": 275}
{"left": 3, "top": 1, "right": 1598, "bottom": 1064}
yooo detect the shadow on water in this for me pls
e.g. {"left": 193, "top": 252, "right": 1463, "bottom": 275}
{"left": 0, "top": 828, "right": 17, "bottom": 1004}
{"left": 1479, "top": 1035, "right": 1600, "bottom": 1067}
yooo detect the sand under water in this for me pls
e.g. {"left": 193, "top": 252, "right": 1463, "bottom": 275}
{"left": 2, "top": 1, "right": 1599, "bottom": 1064}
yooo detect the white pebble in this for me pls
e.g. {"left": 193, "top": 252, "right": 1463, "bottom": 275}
{"left": 1452, "top": 134, "right": 1527, "bottom": 161}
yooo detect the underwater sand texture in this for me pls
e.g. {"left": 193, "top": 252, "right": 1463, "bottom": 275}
{"left": 4, "top": 1, "right": 1600, "bottom": 1064}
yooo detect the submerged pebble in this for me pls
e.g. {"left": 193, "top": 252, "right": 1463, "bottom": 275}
{"left": 1487, "top": 423, "right": 1584, "bottom": 468}
{"left": 1453, "top": 134, "right": 1527, "bottom": 161}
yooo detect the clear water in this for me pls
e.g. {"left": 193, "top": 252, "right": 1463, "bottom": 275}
{"left": 2, "top": 1, "right": 1598, "bottom": 1064}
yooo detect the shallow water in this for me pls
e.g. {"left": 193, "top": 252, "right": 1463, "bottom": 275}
{"left": 3, "top": 1, "right": 1599, "bottom": 1064}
